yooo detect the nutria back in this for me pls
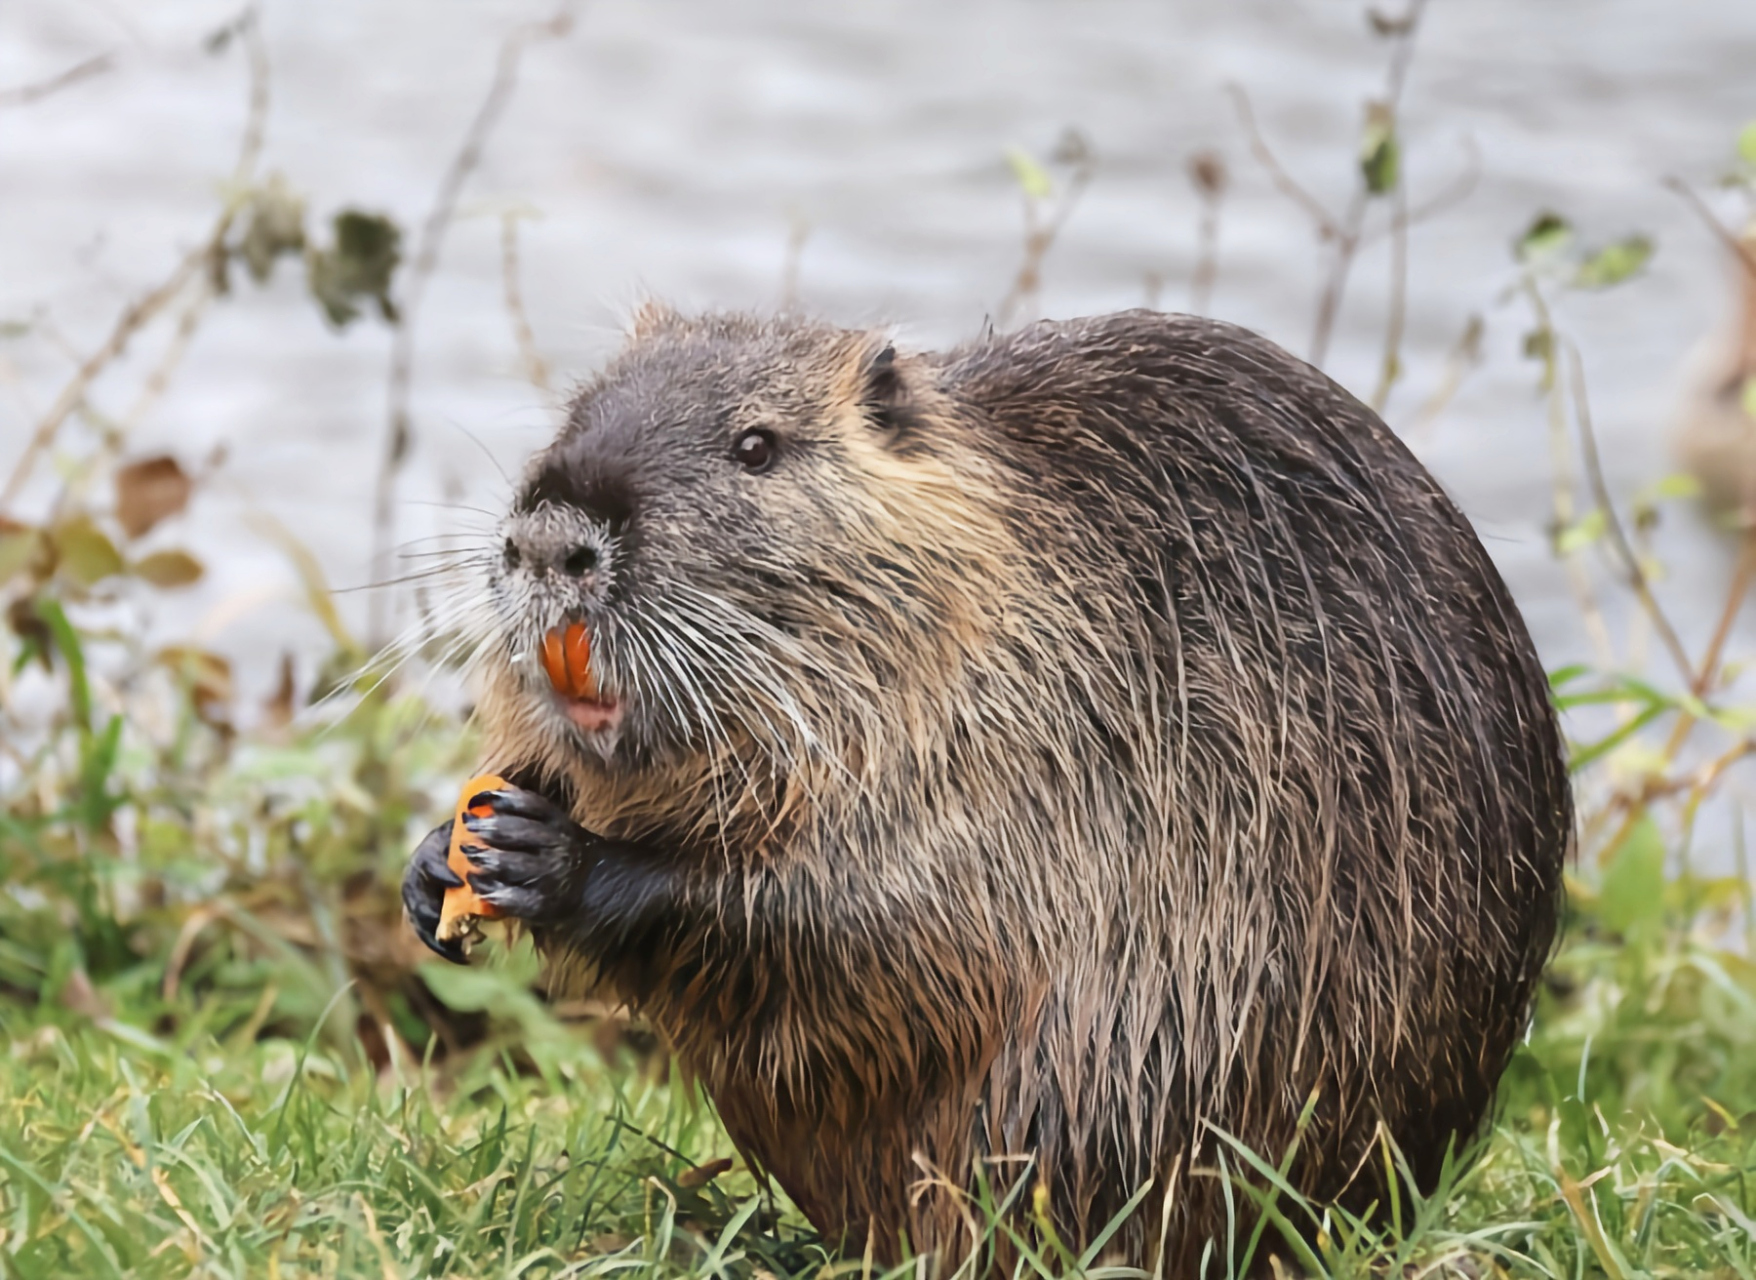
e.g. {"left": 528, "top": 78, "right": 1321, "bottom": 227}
{"left": 462, "top": 307, "right": 1572, "bottom": 1271}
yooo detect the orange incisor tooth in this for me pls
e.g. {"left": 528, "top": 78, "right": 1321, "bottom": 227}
{"left": 540, "top": 629, "right": 568, "bottom": 693}
{"left": 541, "top": 623, "right": 596, "bottom": 699}
{"left": 564, "top": 622, "right": 597, "bottom": 698}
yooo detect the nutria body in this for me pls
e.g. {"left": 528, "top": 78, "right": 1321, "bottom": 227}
{"left": 404, "top": 307, "right": 1571, "bottom": 1271}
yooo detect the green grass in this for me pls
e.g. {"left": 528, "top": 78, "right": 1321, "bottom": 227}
{"left": 4, "top": 685, "right": 1756, "bottom": 1279}
{"left": 3, "top": 888, "right": 1756, "bottom": 1279}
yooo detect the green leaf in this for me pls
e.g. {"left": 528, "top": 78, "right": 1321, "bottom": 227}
{"left": 1640, "top": 472, "right": 1704, "bottom": 503}
{"left": 1523, "top": 327, "right": 1554, "bottom": 364}
{"left": 1739, "top": 120, "right": 1756, "bottom": 167}
{"left": 306, "top": 209, "right": 402, "bottom": 328}
{"left": 1516, "top": 211, "right": 1573, "bottom": 263}
{"left": 1574, "top": 234, "right": 1654, "bottom": 289}
{"left": 1556, "top": 507, "right": 1607, "bottom": 554}
{"left": 36, "top": 597, "right": 91, "bottom": 731}
{"left": 1003, "top": 145, "right": 1053, "bottom": 200}
{"left": 1742, "top": 374, "right": 1756, "bottom": 420}
{"left": 131, "top": 549, "right": 204, "bottom": 589}
{"left": 0, "top": 525, "right": 44, "bottom": 586}
{"left": 52, "top": 516, "right": 125, "bottom": 588}
{"left": 1547, "top": 663, "right": 1592, "bottom": 690}
{"left": 1359, "top": 102, "right": 1399, "bottom": 195}
{"left": 1598, "top": 815, "right": 1666, "bottom": 934}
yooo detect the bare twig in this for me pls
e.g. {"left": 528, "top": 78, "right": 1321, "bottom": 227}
{"left": 1564, "top": 340, "right": 1696, "bottom": 686}
{"left": 498, "top": 210, "right": 552, "bottom": 396}
{"left": 1225, "top": 85, "right": 1337, "bottom": 238}
{"left": 121, "top": 287, "right": 213, "bottom": 430}
{"left": 1, "top": 256, "right": 202, "bottom": 509}
{"left": 779, "top": 211, "right": 811, "bottom": 312}
{"left": 1523, "top": 282, "right": 1616, "bottom": 668}
{"left": 1664, "top": 176, "right": 1756, "bottom": 279}
{"left": 1402, "top": 313, "right": 1482, "bottom": 441}
{"left": 996, "top": 131, "right": 1094, "bottom": 329}
{"left": 1186, "top": 151, "right": 1228, "bottom": 316}
{"left": 0, "top": 53, "right": 115, "bottom": 109}
{"left": 0, "top": 11, "right": 269, "bottom": 511}
{"left": 369, "top": 3, "right": 577, "bottom": 646}
{"left": 1230, "top": 1, "right": 1432, "bottom": 368}
{"left": 1371, "top": 177, "right": 1410, "bottom": 412}
{"left": 1362, "top": 135, "right": 1482, "bottom": 246}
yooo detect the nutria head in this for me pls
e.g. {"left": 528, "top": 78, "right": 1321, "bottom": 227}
{"left": 473, "top": 307, "right": 1015, "bottom": 842}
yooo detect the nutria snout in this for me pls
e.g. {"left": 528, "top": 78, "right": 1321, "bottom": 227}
{"left": 405, "top": 305, "right": 1572, "bottom": 1272}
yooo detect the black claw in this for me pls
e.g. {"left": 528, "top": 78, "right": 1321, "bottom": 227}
{"left": 468, "top": 787, "right": 562, "bottom": 822}
{"left": 402, "top": 819, "right": 470, "bottom": 964}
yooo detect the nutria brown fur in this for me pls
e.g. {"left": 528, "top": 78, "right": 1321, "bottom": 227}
{"left": 406, "top": 306, "right": 1571, "bottom": 1271}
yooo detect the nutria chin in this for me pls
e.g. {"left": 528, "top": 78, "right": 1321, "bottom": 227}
{"left": 402, "top": 305, "right": 1571, "bottom": 1271}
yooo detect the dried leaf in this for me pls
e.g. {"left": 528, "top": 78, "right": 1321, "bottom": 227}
{"left": 53, "top": 516, "right": 125, "bottom": 588}
{"left": 156, "top": 646, "right": 234, "bottom": 720}
{"left": 132, "top": 549, "right": 204, "bottom": 589}
{"left": 676, "top": 1157, "right": 735, "bottom": 1189}
{"left": 1187, "top": 150, "right": 1228, "bottom": 199}
{"left": 263, "top": 652, "right": 297, "bottom": 731}
{"left": 116, "top": 455, "right": 193, "bottom": 539}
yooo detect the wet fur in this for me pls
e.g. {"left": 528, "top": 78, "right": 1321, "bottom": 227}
{"left": 464, "top": 309, "right": 1571, "bottom": 1269}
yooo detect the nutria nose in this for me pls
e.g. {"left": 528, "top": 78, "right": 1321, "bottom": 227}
{"left": 502, "top": 522, "right": 602, "bottom": 579}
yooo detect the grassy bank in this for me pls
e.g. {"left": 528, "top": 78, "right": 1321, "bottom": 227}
{"left": 3, "top": 658, "right": 1756, "bottom": 1277}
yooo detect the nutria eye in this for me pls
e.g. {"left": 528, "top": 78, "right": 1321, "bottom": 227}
{"left": 734, "top": 429, "right": 776, "bottom": 473}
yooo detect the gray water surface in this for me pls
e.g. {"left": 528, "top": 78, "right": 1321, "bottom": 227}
{"left": 5, "top": 0, "right": 1756, "bottom": 853}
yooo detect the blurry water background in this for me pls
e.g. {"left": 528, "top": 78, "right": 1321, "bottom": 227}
{"left": 4, "top": 0, "right": 1756, "bottom": 848}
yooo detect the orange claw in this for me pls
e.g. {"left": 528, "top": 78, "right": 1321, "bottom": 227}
{"left": 540, "top": 622, "right": 598, "bottom": 700}
{"left": 437, "top": 772, "right": 512, "bottom": 942}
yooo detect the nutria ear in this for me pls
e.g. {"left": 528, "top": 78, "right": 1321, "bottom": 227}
{"left": 628, "top": 298, "right": 682, "bottom": 342}
{"left": 858, "top": 342, "right": 918, "bottom": 438}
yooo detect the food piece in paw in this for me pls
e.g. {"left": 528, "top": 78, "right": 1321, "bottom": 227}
{"left": 436, "top": 772, "right": 512, "bottom": 944}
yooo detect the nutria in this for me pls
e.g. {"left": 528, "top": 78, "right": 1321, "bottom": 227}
{"left": 402, "top": 306, "right": 1571, "bottom": 1271}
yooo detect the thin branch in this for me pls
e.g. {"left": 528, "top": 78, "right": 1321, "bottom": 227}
{"left": 369, "top": 3, "right": 577, "bottom": 647}
{"left": 1564, "top": 340, "right": 1696, "bottom": 686}
{"left": 0, "top": 11, "right": 269, "bottom": 511}
{"left": 1402, "top": 313, "right": 1481, "bottom": 441}
{"left": 1524, "top": 281, "right": 1615, "bottom": 669}
{"left": 1664, "top": 175, "right": 1756, "bottom": 279}
{"left": 1, "top": 256, "right": 201, "bottom": 509}
{"left": 996, "top": 130, "right": 1095, "bottom": 329}
{"left": 0, "top": 53, "right": 115, "bottom": 109}
{"left": 498, "top": 210, "right": 552, "bottom": 396}
{"left": 1186, "top": 151, "right": 1227, "bottom": 316}
{"left": 779, "top": 211, "right": 811, "bottom": 312}
{"left": 1371, "top": 177, "right": 1410, "bottom": 412}
{"left": 1225, "top": 84, "right": 1337, "bottom": 238}
{"left": 1310, "top": 0, "right": 1431, "bottom": 367}
{"left": 1359, "top": 134, "right": 1482, "bottom": 249}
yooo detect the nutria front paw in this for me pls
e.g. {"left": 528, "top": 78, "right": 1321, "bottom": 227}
{"left": 402, "top": 820, "right": 468, "bottom": 965}
{"left": 457, "top": 786, "right": 596, "bottom": 926}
